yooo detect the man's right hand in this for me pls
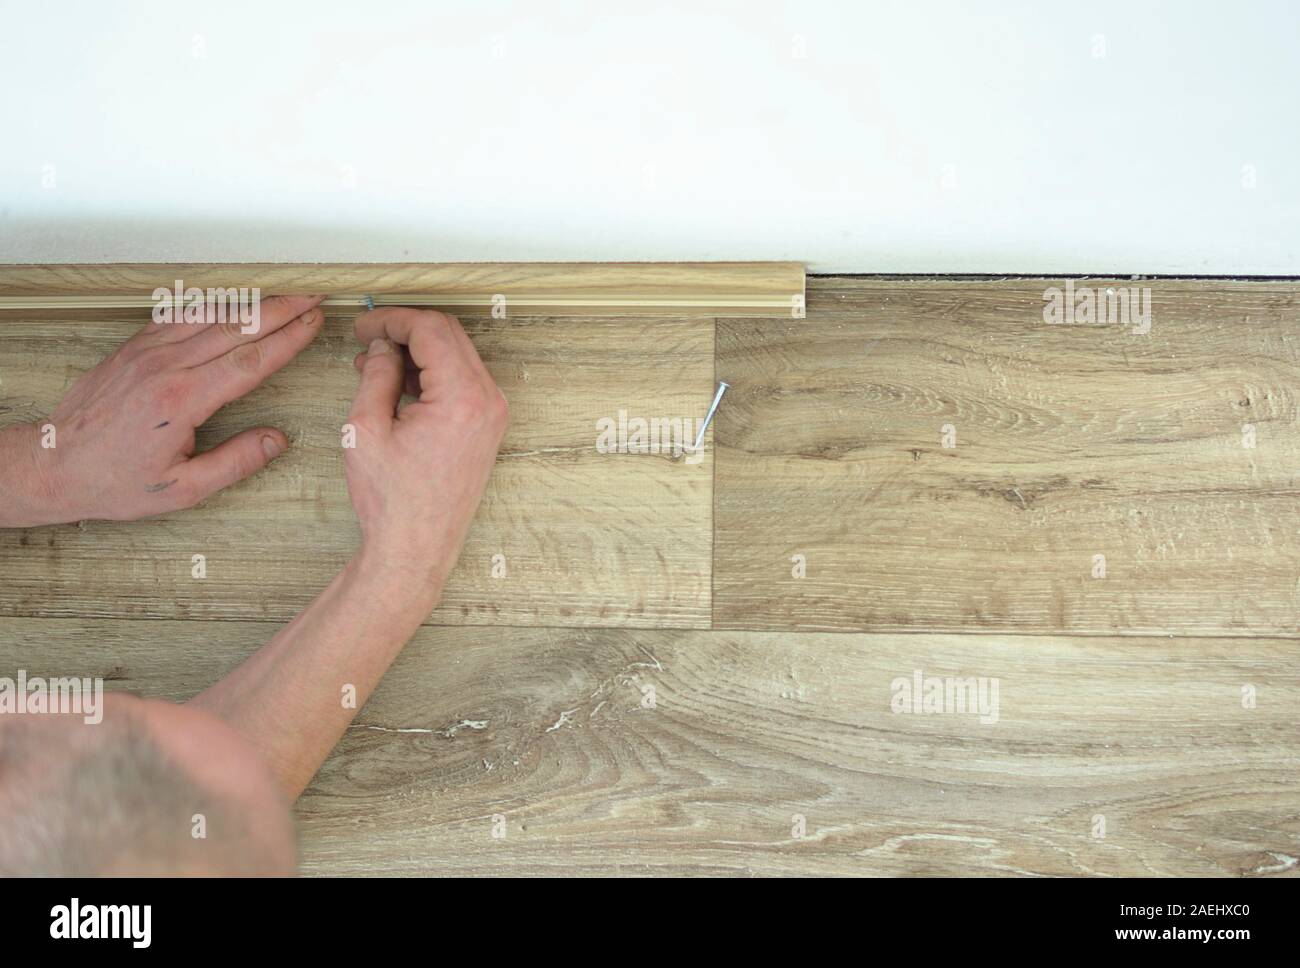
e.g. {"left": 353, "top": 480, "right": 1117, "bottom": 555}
{"left": 193, "top": 309, "right": 507, "bottom": 798}
{"left": 343, "top": 308, "right": 508, "bottom": 599}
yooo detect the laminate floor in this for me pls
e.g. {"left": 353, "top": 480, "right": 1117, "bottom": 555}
{"left": 2, "top": 278, "right": 1296, "bottom": 876}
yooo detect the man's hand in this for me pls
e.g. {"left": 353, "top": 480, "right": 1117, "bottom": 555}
{"left": 0, "top": 295, "right": 324, "bottom": 526}
{"left": 192, "top": 307, "right": 508, "bottom": 797}
{"left": 344, "top": 308, "right": 509, "bottom": 594}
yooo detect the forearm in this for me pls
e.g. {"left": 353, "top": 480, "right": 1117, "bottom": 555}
{"left": 0, "top": 421, "right": 67, "bottom": 528}
{"left": 190, "top": 544, "right": 446, "bottom": 798}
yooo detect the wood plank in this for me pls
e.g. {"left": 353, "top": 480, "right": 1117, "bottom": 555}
{"left": 0, "top": 309, "right": 713, "bottom": 627}
{"left": 715, "top": 278, "right": 1300, "bottom": 635}
{"left": 0, "top": 262, "right": 805, "bottom": 317}
{"left": 3, "top": 617, "right": 1295, "bottom": 877}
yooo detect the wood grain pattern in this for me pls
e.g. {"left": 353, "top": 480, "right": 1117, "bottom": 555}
{"left": 715, "top": 278, "right": 1300, "bottom": 635}
{"left": 3, "top": 617, "right": 1295, "bottom": 877}
{"left": 5, "top": 275, "right": 1298, "bottom": 878}
{"left": 0, "top": 262, "right": 805, "bottom": 316}
{"left": 0, "top": 309, "right": 713, "bottom": 627}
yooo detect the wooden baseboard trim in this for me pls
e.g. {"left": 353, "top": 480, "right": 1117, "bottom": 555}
{"left": 0, "top": 262, "right": 805, "bottom": 317}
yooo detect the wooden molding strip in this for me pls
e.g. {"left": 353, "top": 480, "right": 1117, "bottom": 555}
{"left": 0, "top": 262, "right": 805, "bottom": 317}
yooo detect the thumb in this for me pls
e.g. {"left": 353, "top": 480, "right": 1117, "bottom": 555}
{"left": 349, "top": 338, "right": 405, "bottom": 423}
{"left": 178, "top": 427, "right": 288, "bottom": 503}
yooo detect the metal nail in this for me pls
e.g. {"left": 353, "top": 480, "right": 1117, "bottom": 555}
{"left": 692, "top": 381, "right": 730, "bottom": 452}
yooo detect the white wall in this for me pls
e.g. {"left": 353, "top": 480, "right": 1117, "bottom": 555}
{"left": 2, "top": 0, "right": 1296, "bottom": 273}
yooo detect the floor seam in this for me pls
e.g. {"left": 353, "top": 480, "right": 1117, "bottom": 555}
{"left": 710, "top": 314, "right": 718, "bottom": 631}
{"left": 4, "top": 613, "right": 1298, "bottom": 641}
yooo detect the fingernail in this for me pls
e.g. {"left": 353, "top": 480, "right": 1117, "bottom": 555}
{"left": 302, "top": 307, "right": 322, "bottom": 327}
{"left": 369, "top": 338, "right": 395, "bottom": 356}
{"left": 261, "top": 435, "right": 283, "bottom": 460}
